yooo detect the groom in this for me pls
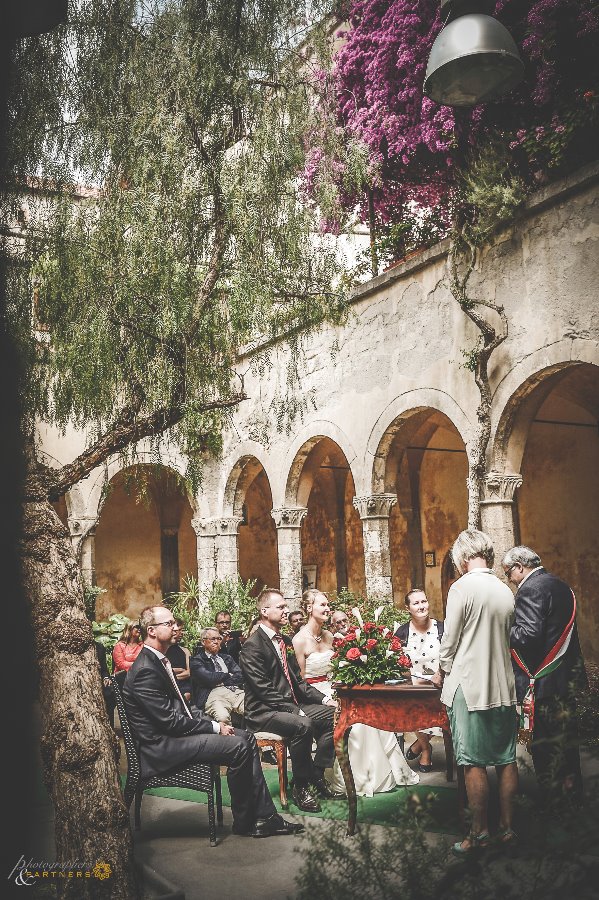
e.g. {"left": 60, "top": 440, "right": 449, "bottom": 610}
{"left": 240, "top": 588, "right": 342, "bottom": 812}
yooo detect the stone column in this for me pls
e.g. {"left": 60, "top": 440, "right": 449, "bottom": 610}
{"left": 215, "top": 517, "right": 244, "bottom": 581}
{"left": 192, "top": 516, "right": 243, "bottom": 587}
{"left": 480, "top": 471, "right": 523, "bottom": 573}
{"left": 68, "top": 515, "right": 98, "bottom": 586}
{"left": 353, "top": 494, "right": 397, "bottom": 602}
{"left": 192, "top": 516, "right": 218, "bottom": 590}
{"left": 271, "top": 507, "right": 308, "bottom": 604}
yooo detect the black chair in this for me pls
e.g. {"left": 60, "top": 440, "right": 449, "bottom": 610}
{"left": 111, "top": 677, "right": 223, "bottom": 846}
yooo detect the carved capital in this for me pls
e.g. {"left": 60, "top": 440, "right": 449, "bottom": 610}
{"left": 271, "top": 507, "right": 308, "bottom": 529}
{"left": 191, "top": 516, "right": 243, "bottom": 536}
{"left": 68, "top": 516, "right": 97, "bottom": 538}
{"left": 483, "top": 471, "right": 523, "bottom": 503}
{"left": 353, "top": 494, "right": 397, "bottom": 520}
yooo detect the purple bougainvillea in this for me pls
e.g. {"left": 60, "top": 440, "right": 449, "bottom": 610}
{"left": 306, "top": 0, "right": 599, "bottom": 237}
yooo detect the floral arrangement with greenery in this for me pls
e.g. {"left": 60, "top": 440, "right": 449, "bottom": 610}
{"left": 330, "top": 605, "right": 412, "bottom": 686}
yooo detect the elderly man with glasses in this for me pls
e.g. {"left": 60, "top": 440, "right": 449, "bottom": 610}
{"left": 190, "top": 627, "right": 245, "bottom": 725}
{"left": 502, "top": 546, "right": 587, "bottom": 799}
{"left": 123, "top": 606, "right": 304, "bottom": 838}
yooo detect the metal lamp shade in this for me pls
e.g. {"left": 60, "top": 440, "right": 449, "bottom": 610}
{"left": 424, "top": 14, "right": 524, "bottom": 106}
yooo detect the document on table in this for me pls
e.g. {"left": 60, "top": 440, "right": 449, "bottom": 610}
{"left": 410, "top": 670, "right": 436, "bottom": 682}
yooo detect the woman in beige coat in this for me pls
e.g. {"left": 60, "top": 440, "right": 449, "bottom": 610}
{"left": 433, "top": 529, "right": 518, "bottom": 855}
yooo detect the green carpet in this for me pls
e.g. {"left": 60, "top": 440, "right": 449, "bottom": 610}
{"left": 139, "top": 769, "right": 461, "bottom": 834}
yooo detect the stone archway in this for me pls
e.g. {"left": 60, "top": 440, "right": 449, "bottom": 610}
{"left": 494, "top": 361, "right": 599, "bottom": 663}
{"left": 371, "top": 407, "right": 468, "bottom": 618}
{"left": 222, "top": 455, "right": 279, "bottom": 595}
{"left": 94, "top": 464, "right": 197, "bottom": 620}
{"left": 281, "top": 435, "right": 365, "bottom": 601}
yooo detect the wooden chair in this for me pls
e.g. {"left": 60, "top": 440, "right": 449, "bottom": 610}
{"left": 253, "top": 732, "right": 289, "bottom": 810}
{"left": 112, "top": 677, "right": 223, "bottom": 846}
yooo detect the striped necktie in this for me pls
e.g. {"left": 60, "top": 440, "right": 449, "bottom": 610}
{"left": 162, "top": 657, "right": 192, "bottom": 718}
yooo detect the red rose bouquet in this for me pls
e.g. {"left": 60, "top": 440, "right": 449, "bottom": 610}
{"left": 330, "top": 606, "right": 412, "bottom": 686}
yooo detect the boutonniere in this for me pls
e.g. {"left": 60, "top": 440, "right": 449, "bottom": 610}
{"left": 286, "top": 645, "right": 295, "bottom": 656}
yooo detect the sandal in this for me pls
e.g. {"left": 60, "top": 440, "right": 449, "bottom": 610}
{"left": 452, "top": 831, "right": 490, "bottom": 857}
{"left": 496, "top": 827, "right": 517, "bottom": 843}
{"left": 406, "top": 743, "right": 422, "bottom": 761}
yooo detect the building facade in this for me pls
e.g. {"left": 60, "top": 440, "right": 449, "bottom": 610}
{"left": 41, "top": 162, "right": 599, "bottom": 663}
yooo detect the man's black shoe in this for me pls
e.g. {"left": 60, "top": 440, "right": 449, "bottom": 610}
{"left": 251, "top": 814, "right": 305, "bottom": 838}
{"left": 291, "top": 784, "right": 321, "bottom": 812}
{"left": 312, "top": 777, "right": 345, "bottom": 800}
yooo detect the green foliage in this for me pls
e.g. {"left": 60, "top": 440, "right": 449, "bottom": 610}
{"left": 459, "top": 142, "right": 528, "bottom": 249}
{"left": 92, "top": 613, "right": 130, "bottom": 669}
{"left": 460, "top": 346, "right": 480, "bottom": 374}
{"left": 295, "top": 795, "right": 449, "bottom": 900}
{"left": 83, "top": 583, "right": 107, "bottom": 622}
{"left": 166, "top": 575, "right": 258, "bottom": 650}
{"left": 371, "top": 206, "right": 448, "bottom": 272}
{"left": 4, "top": 0, "right": 350, "bottom": 494}
{"left": 294, "top": 771, "right": 599, "bottom": 900}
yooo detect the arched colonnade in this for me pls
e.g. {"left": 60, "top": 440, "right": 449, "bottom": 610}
{"left": 62, "top": 357, "right": 599, "bottom": 663}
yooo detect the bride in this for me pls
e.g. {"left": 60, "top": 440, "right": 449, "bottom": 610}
{"left": 292, "top": 589, "right": 419, "bottom": 797}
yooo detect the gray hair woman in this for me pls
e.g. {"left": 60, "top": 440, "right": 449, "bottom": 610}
{"left": 434, "top": 529, "right": 518, "bottom": 855}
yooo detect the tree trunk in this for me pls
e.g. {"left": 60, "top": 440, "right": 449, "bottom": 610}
{"left": 22, "top": 469, "right": 139, "bottom": 898}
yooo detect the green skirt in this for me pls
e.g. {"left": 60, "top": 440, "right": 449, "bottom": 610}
{"left": 447, "top": 685, "right": 517, "bottom": 767}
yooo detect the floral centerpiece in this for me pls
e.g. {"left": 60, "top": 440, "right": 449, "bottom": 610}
{"left": 330, "top": 606, "right": 412, "bottom": 687}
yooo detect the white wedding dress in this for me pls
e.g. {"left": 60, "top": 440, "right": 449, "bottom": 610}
{"left": 304, "top": 648, "right": 419, "bottom": 797}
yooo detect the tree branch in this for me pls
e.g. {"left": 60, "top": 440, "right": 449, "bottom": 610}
{"left": 46, "top": 393, "right": 246, "bottom": 500}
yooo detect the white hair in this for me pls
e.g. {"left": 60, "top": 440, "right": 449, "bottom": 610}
{"left": 502, "top": 546, "right": 542, "bottom": 570}
{"left": 451, "top": 529, "right": 495, "bottom": 573}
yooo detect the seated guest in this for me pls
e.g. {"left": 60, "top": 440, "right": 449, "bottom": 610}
{"left": 166, "top": 618, "right": 192, "bottom": 701}
{"left": 433, "top": 530, "right": 518, "bottom": 855}
{"left": 112, "top": 621, "right": 143, "bottom": 685}
{"left": 240, "top": 588, "right": 342, "bottom": 813}
{"left": 395, "top": 588, "right": 444, "bottom": 772}
{"left": 123, "top": 605, "right": 303, "bottom": 838}
{"left": 214, "top": 610, "right": 244, "bottom": 663}
{"left": 191, "top": 627, "right": 245, "bottom": 725}
{"left": 288, "top": 610, "right": 305, "bottom": 636}
{"left": 330, "top": 609, "right": 350, "bottom": 637}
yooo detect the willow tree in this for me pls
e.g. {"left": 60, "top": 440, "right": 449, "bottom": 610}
{"left": 4, "top": 1, "right": 344, "bottom": 896}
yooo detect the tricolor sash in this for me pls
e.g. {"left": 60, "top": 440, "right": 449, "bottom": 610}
{"left": 511, "top": 590, "right": 576, "bottom": 749}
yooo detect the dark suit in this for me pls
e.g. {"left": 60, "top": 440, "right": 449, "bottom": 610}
{"left": 240, "top": 627, "right": 335, "bottom": 784}
{"left": 190, "top": 647, "right": 244, "bottom": 709}
{"left": 510, "top": 568, "right": 587, "bottom": 794}
{"left": 222, "top": 631, "right": 243, "bottom": 664}
{"left": 123, "top": 646, "right": 275, "bottom": 830}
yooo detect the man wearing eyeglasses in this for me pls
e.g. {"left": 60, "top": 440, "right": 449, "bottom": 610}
{"left": 123, "top": 606, "right": 304, "bottom": 838}
{"left": 190, "top": 627, "right": 245, "bottom": 725}
{"left": 503, "top": 546, "right": 587, "bottom": 798}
